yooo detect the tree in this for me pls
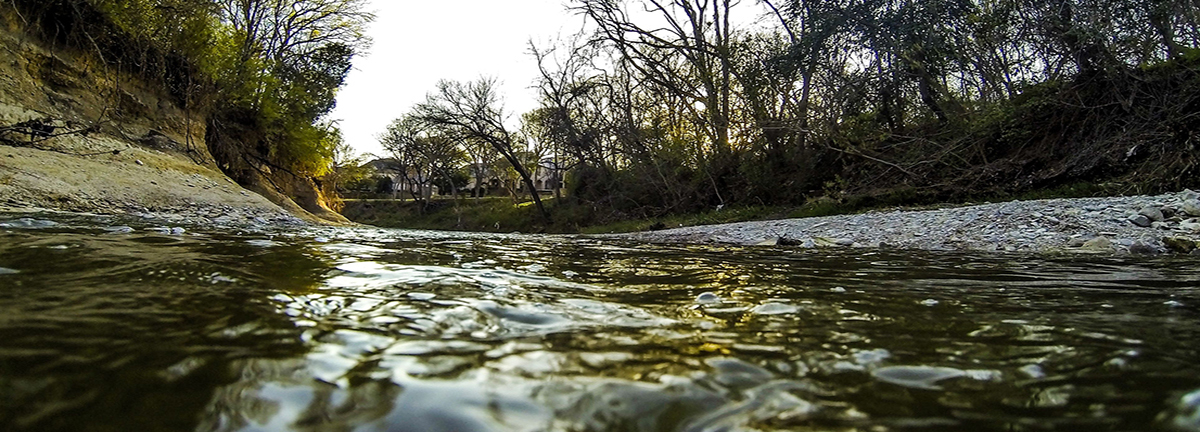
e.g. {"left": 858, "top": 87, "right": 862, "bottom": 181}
{"left": 380, "top": 114, "right": 468, "bottom": 206}
{"left": 414, "top": 78, "right": 552, "bottom": 222}
{"left": 573, "top": 0, "right": 738, "bottom": 159}
{"left": 213, "top": 0, "right": 373, "bottom": 177}
{"left": 323, "top": 125, "right": 370, "bottom": 195}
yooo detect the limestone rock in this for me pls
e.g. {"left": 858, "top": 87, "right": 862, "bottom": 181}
{"left": 1081, "top": 236, "right": 1113, "bottom": 251}
{"left": 1129, "top": 214, "right": 1153, "bottom": 227}
{"left": 1139, "top": 206, "right": 1164, "bottom": 222}
{"left": 1183, "top": 199, "right": 1200, "bottom": 217}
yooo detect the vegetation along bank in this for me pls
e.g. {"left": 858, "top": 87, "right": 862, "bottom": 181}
{"left": 0, "top": 0, "right": 373, "bottom": 223}
{"left": 3, "top": 0, "right": 1200, "bottom": 246}
{"left": 342, "top": 0, "right": 1200, "bottom": 237}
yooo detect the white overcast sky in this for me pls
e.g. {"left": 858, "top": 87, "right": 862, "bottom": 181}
{"left": 329, "top": 0, "right": 584, "bottom": 158}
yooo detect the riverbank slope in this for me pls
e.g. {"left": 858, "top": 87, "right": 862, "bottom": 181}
{"left": 0, "top": 8, "right": 338, "bottom": 225}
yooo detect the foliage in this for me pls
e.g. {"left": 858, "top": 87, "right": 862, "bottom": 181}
{"left": 6, "top": 0, "right": 374, "bottom": 196}
{"left": 409, "top": 78, "right": 553, "bottom": 221}
{"left": 378, "top": 114, "right": 470, "bottom": 203}
{"left": 508, "top": 0, "right": 1200, "bottom": 225}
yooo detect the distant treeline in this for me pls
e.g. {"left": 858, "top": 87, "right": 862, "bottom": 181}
{"left": 372, "top": 0, "right": 1200, "bottom": 228}
{"left": 6, "top": 0, "right": 372, "bottom": 199}
{"left": 529, "top": 0, "right": 1200, "bottom": 221}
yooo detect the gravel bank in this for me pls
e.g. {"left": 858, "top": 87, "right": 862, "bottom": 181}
{"left": 610, "top": 190, "right": 1200, "bottom": 255}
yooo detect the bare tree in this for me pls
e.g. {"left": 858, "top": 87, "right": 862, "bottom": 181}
{"left": 415, "top": 78, "right": 552, "bottom": 223}
{"left": 573, "top": 0, "right": 738, "bottom": 156}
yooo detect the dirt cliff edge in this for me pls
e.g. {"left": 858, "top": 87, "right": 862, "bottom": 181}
{"left": 0, "top": 9, "right": 347, "bottom": 224}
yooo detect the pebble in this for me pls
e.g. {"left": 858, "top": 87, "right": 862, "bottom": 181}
{"left": 616, "top": 190, "right": 1200, "bottom": 256}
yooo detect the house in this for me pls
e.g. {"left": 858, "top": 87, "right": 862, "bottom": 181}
{"left": 531, "top": 156, "right": 564, "bottom": 193}
{"left": 363, "top": 158, "right": 438, "bottom": 198}
{"left": 459, "top": 156, "right": 565, "bottom": 196}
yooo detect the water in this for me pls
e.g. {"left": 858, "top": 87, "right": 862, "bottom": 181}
{"left": 1, "top": 212, "right": 1199, "bottom": 431}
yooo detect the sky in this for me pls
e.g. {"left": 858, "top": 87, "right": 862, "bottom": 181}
{"left": 329, "top": 0, "right": 584, "bottom": 158}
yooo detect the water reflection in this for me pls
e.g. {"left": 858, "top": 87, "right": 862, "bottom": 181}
{"left": 1, "top": 213, "right": 1199, "bottom": 431}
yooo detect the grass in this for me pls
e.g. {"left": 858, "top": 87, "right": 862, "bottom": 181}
{"left": 340, "top": 181, "right": 1128, "bottom": 234}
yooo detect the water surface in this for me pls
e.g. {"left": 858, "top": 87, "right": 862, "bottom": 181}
{"left": 1, "top": 213, "right": 1198, "bottom": 431}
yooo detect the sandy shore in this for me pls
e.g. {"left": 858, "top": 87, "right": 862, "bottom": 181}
{"left": 609, "top": 190, "right": 1200, "bottom": 255}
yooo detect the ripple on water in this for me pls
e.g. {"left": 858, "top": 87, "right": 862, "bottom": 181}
{"left": 6, "top": 217, "right": 1200, "bottom": 432}
{"left": 870, "top": 365, "right": 1002, "bottom": 390}
{"left": 1164, "top": 389, "right": 1200, "bottom": 431}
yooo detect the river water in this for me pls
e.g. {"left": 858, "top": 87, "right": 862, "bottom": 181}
{"left": 1, "top": 212, "right": 1199, "bottom": 432}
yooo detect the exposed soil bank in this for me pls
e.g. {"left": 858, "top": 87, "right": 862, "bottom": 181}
{"left": 609, "top": 190, "right": 1200, "bottom": 255}
{"left": 0, "top": 8, "right": 335, "bottom": 225}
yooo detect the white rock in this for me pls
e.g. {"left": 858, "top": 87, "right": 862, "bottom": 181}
{"left": 1183, "top": 199, "right": 1200, "bottom": 217}
{"left": 1140, "top": 206, "right": 1165, "bottom": 221}
{"left": 1082, "top": 236, "right": 1113, "bottom": 251}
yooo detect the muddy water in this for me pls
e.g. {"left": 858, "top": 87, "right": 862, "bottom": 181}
{"left": 1, "top": 213, "right": 1199, "bottom": 431}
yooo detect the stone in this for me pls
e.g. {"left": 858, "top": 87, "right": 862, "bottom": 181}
{"left": 754, "top": 237, "right": 780, "bottom": 246}
{"left": 1183, "top": 222, "right": 1200, "bottom": 232}
{"left": 1163, "top": 237, "right": 1197, "bottom": 254}
{"left": 1129, "top": 242, "right": 1158, "bottom": 255}
{"left": 1082, "top": 236, "right": 1113, "bottom": 251}
{"left": 1139, "top": 206, "right": 1165, "bottom": 222}
{"left": 1184, "top": 199, "right": 1200, "bottom": 217}
{"left": 1129, "top": 214, "right": 1153, "bottom": 227}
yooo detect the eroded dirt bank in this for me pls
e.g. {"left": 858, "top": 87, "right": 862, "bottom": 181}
{"left": 0, "top": 9, "right": 332, "bottom": 225}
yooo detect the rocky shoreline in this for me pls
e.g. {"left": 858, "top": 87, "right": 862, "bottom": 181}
{"left": 11, "top": 188, "right": 1200, "bottom": 256}
{"left": 610, "top": 190, "right": 1200, "bottom": 255}
{"left": 0, "top": 202, "right": 310, "bottom": 233}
